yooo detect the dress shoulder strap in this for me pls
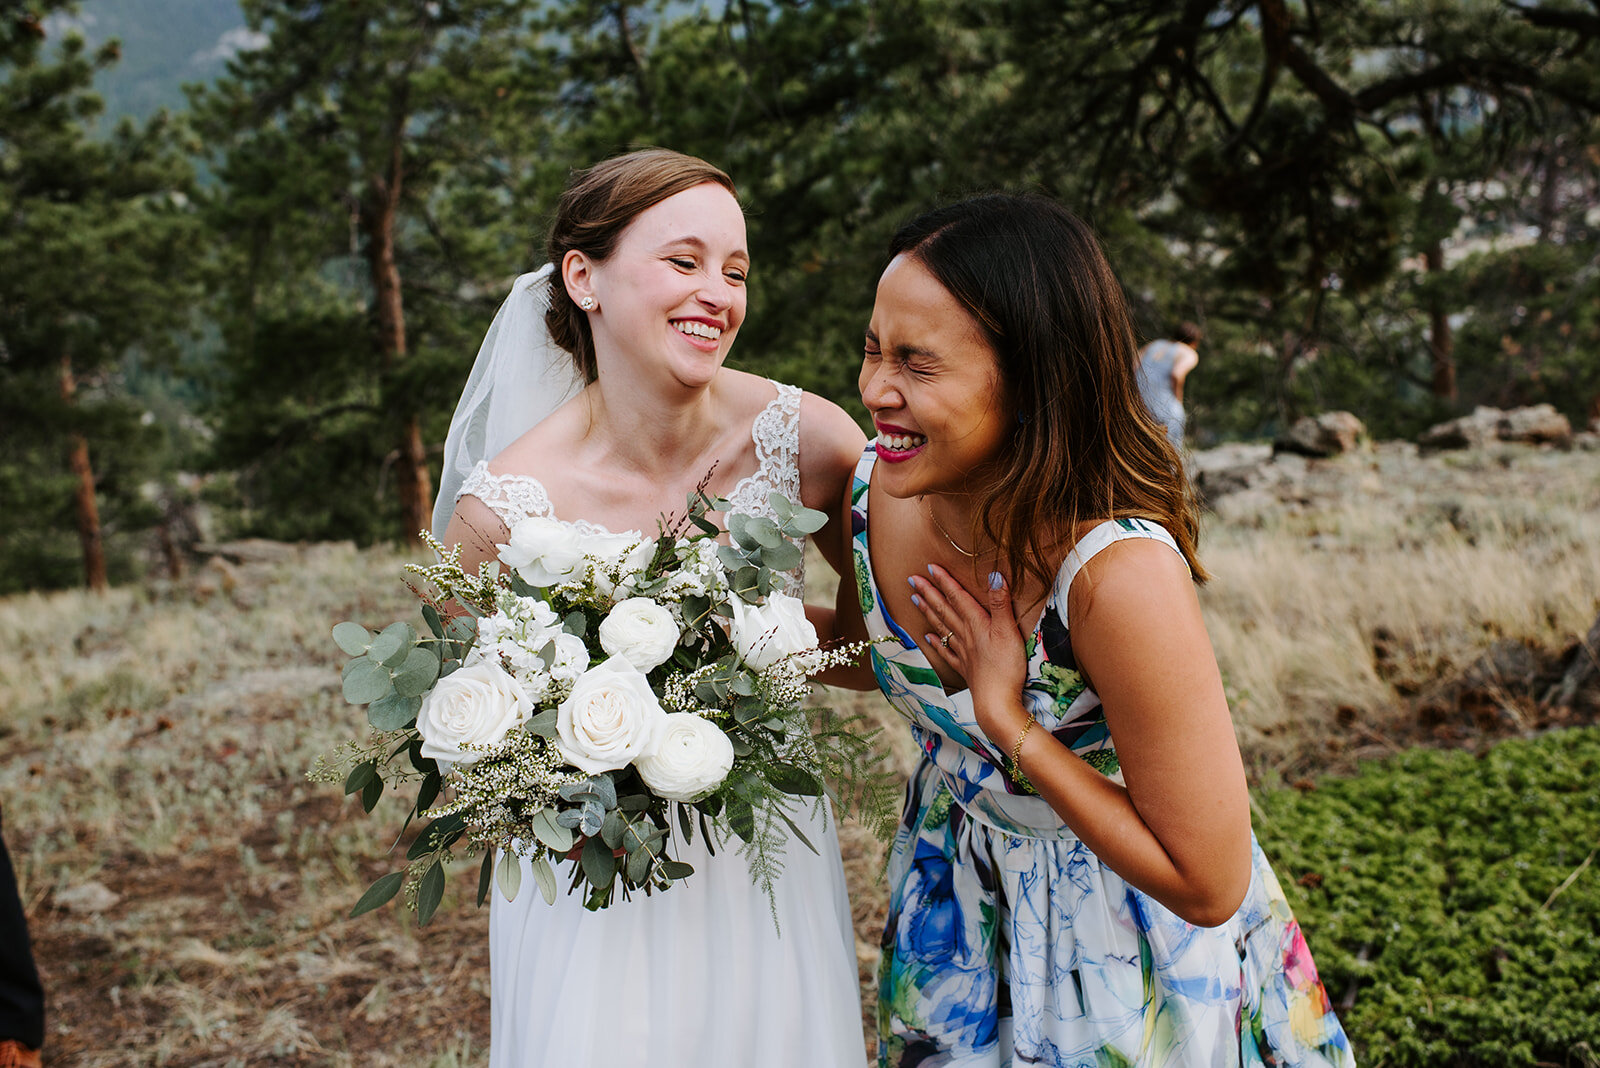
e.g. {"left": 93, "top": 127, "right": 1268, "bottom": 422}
{"left": 1053, "top": 517, "right": 1185, "bottom": 606}
{"left": 457, "top": 460, "right": 555, "bottom": 530}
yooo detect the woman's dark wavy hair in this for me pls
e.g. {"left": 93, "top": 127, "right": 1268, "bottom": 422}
{"left": 888, "top": 193, "right": 1209, "bottom": 586}
{"left": 545, "top": 148, "right": 738, "bottom": 382}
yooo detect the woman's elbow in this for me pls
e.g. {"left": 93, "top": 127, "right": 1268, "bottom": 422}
{"left": 1172, "top": 856, "right": 1252, "bottom": 928}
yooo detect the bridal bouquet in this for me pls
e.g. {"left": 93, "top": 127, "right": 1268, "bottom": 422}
{"left": 312, "top": 486, "right": 887, "bottom": 924}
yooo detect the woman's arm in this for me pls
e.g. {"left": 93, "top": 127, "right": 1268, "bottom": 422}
{"left": 911, "top": 544, "right": 1252, "bottom": 926}
{"left": 796, "top": 394, "right": 877, "bottom": 689}
{"left": 437, "top": 494, "right": 512, "bottom": 613}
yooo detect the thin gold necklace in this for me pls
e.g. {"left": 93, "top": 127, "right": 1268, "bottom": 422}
{"left": 920, "top": 496, "right": 981, "bottom": 559}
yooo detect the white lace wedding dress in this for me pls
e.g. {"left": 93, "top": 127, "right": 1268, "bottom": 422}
{"left": 456, "top": 382, "right": 866, "bottom": 1067}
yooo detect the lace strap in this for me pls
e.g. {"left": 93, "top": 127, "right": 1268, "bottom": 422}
{"left": 457, "top": 461, "right": 555, "bottom": 530}
{"left": 752, "top": 382, "right": 802, "bottom": 502}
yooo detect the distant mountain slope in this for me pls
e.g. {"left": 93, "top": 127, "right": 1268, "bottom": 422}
{"left": 49, "top": 0, "right": 252, "bottom": 120}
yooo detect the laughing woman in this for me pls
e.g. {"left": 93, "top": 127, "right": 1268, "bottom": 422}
{"left": 837, "top": 194, "right": 1355, "bottom": 1067}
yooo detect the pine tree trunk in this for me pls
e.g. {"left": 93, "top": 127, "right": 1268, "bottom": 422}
{"left": 60, "top": 354, "right": 107, "bottom": 592}
{"left": 366, "top": 134, "right": 431, "bottom": 546}
{"left": 1423, "top": 241, "right": 1456, "bottom": 401}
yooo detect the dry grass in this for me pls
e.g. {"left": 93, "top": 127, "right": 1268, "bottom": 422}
{"left": 1, "top": 441, "right": 1595, "bottom": 1064}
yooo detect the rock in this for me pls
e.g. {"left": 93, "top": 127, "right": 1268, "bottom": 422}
{"left": 193, "top": 538, "right": 301, "bottom": 564}
{"left": 55, "top": 881, "right": 121, "bottom": 914}
{"left": 1496, "top": 404, "right": 1571, "bottom": 447}
{"left": 1189, "top": 442, "right": 1273, "bottom": 504}
{"left": 1274, "top": 411, "right": 1366, "bottom": 457}
{"left": 1418, "top": 406, "right": 1502, "bottom": 451}
{"left": 1419, "top": 404, "right": 1573, "bottom": 451}
{"left": 1575, "top": 431, "right": 1600, "bottom": 452}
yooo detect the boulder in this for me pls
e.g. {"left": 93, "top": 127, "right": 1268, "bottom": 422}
{"left": 1419, "top": 404, "right": 1573, "bottom": 451}
{"left": 1418, "top": 406, "right": 1502, "bottom": 451}
{"left": 1497, "top": 404, "right": 1572, "bottom": 447}
{"left": 1274, "top": 411, "right": 1366, "bottom": 457}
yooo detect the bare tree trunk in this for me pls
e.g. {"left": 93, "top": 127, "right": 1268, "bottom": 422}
{"left": 365, "top": 129, "right": 431, "bottom": 546}
{"left": 60, "top": 354, "right": 107, "bottom": 592}
{"left": 1423, "top": 240, "right": 1456, "bottom": 401}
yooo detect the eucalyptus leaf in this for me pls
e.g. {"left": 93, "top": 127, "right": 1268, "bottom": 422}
{"left": 746, "top": 516, "right": 783, "bottom": 549}
{"left": 767, "top": 491, "right": 794, "bottom": 520}
{"left": 417, "top": 860, "right": 445, "bottom": 925}
{"left": 369, "top": 621, "right": 414, "bottom": 667}
{"left": 730, "top": 672, "right": 757, "bottom": 696}
{"left": 562, "top": 610, "right": 587, "bottom": 637}
{"left": 728, "top": 512, "right": 758, "bottom": 550}
{"left": 349, "top": 871, "right": 404, "bottom": 918}
{"left": 477, "top": 850, "right": 494, "bottom": 907}
{"left": 659, "top": 860, "right": 694, "bottom": 881}
{"left": 760, "top": 539, "right": 803, "bottom": 572}
{"left": 392, "top": 646, "right": 441, "bottom": 697}
{"left": 527, "top": 708, "right": 559, "bottom": 738}
{"left": 332, "top": 621, "right": 373, "bottom": 657}
{"left": 732, "top": 566, "right": 762, "bottom": 599}
{"left": 715, "top": 544, "right": 746, "bottom": 573}
{"left": 581, "top": 836, "right": 617, "bottom": 888}
{"left": 341, "top": 657, "right": 393, "bottom": 705}
{"left": 681, "top": 594, "right": 711, "bottom": 626}
{"left": 421, "top": 603, "right": 446, "bottom": 640}
{"left": 530, "top": 853, "right": 557, "bottom": 905}
{"left": 601, "top": 808, "right": 628, "bottom": 849}
{"left": 784, "top": 505, "right": 829, "bottom": 536}
{"left": 445, "top": 616, "right": 476, "bottom": 644}
{"left": 626, "top": 848, "right": 652, "bottom": 885}
{"left": 496, "top": 849, "right": 522, "bottom": 902}
{"left": 368, "top": 692, "right": 421, "bottom": 730}
{"left": 531, "top": 807, "right": 575, "bottom": 853}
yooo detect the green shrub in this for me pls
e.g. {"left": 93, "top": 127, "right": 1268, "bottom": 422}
{"left": 1256, "top": 728, "right": 1600, "bottom": 1066}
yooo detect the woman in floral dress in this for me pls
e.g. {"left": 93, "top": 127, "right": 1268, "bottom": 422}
{"left": 834, "top": 193, "right": 1354, "bottom": 1066}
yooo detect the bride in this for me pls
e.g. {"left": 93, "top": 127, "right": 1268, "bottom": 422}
{"left": 434, "top": 149, "right": 869, "bottom": 1066}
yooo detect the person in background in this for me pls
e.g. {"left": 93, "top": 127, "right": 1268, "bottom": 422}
{"left": 0, "top": 805, "right": 44, "bottom": 1068}
{"left": 1136, "top": 320, "right": 1202, "bottom": 449}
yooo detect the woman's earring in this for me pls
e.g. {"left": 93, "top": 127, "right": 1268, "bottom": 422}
{"left": 579, "top": 296, "right": 596, "bottom": 310}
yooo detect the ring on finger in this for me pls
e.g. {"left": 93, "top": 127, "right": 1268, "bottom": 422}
{"left": 939, "top": 632, "right": 953, "bottom": 649}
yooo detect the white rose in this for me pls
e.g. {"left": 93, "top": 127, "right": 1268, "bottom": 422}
{"left": 598, "top": 597, "right": 680, "bottom": 672}
{"left": 635, "top": 713, "right": 735, "bottom": 802}
{"left": 586, "top": 533, "right": 658, "bottom": 599}
{"left": 498, "top": 517, "right": 585, "bottom": 587}
{"left": 416, "top": 659, "right": 533, "bottom": 767}
{"left": 555, "top": 659, "right": 668, "bottom": 774}
{"left": 728, "top": 591, "right": 818, "bottom": 672}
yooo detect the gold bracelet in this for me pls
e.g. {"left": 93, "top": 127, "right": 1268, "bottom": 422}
{"left": 1008, "top": 717, "right": 1036, "bottom": 792}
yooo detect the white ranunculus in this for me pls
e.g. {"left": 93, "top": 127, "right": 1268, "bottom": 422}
{"left": 728, "top": 591, "right": 818, "bottom": 672}
{"left": 498, "top": 517, "right": 585, "bottom": 587}
{"left": 635, "top": 713, "right": 735, "bottom": 801}
{"left": 587, "top": 532, "right": 658, "bottom": 599}
{"left": 416, "top": 659, "right": 533, "bottom": 767}
{"left": 555, "top": 659, "right": 668, "bottom": 775}
{"left": 598, "top": 597, "right": 680, "bottom": 672}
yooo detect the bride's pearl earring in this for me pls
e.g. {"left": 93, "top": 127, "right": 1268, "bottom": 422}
{"left": 579, "top": 296, "right": 596, "bottom": 310}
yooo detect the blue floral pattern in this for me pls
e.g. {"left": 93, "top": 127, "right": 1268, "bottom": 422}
{"left": 852, "top": 448, "right": 1354, "bottom": 1067}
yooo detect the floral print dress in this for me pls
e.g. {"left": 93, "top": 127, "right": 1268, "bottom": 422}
{"left": 851, "top": 449, "right": 1354, "bottom": 1067}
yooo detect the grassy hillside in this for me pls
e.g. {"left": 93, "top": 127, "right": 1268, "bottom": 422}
{"left": 2, "top": 440, "right": 1597, "bottom": 1064}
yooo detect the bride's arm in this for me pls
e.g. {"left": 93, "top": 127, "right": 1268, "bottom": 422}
{"left": 437, "top": 494, "right": 511, "bottom": 614}
{"left": 798, "top": 393, "right": 876, "bottom": 689}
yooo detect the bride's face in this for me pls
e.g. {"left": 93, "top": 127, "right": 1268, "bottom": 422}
{"left": 580, "top": 182, "right": 749, "bottom": 390}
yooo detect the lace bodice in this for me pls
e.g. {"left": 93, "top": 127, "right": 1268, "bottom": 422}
{"left": 458, "top": 382, "right": 805, "bottom": 596}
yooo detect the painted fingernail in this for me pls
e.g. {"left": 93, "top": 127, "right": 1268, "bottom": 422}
{"left": 910, "top": 593, "right": 922, "bottom": 607}
{"left": 906, "top": 576, "right": 917, "bottom": 588}
{"left": 926, "top": 564, "right": 936, "bottom": 576}
{"left": 988, "top": 571, "right": 1004, "bottom": 590}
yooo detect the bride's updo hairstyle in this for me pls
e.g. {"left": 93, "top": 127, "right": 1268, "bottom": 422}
{"left": 887, "top": 194, "right": 1208, "bottom": 586}
{"left": 545, "top": 148, "right": 738, "bottom": 382}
